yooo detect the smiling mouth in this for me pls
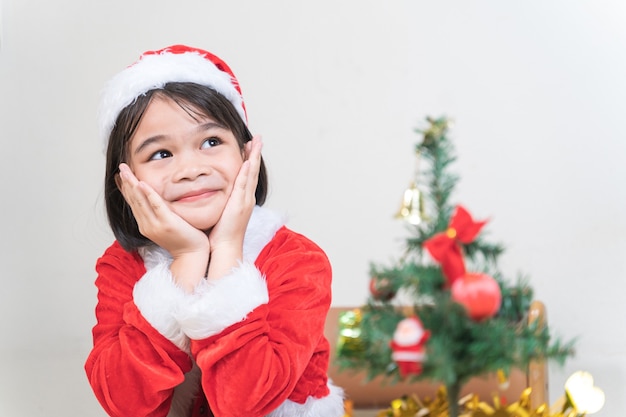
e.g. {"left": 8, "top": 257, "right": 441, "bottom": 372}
{"left": 174, "top": 190, "right": 217, "bottom": 203}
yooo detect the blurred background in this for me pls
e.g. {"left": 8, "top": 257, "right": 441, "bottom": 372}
{"left": 0, "top": 0, "right": 624, "bottom": 415}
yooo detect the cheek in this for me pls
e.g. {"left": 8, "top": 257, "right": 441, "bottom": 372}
{"left": 223, "top": 158, "right": 245, "bottom": 183}
{"left": 133, "top": 168, "right": 166, "bottom": 196}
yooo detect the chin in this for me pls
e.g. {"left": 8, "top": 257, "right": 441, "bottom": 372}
{"left": 174, "top": 208, "right": 221, "bottom": 232}
{"left": 191, "top": 220, "right": 218, "bottom": 231}
{"left": 178, "top": 214, "right": 218, "bottom": 232}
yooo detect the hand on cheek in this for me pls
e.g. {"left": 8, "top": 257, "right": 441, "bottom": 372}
{"left": 206, "top": 135, "right": 263, "bottom": 280}
{"left": 117, "top": 163, "right": 210, "bottom": 291}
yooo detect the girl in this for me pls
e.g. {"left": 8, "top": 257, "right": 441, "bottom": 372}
{"left": 84, "top": 45, "right": 344, "bottom": 417}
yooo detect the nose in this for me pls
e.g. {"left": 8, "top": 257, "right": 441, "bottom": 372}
{"left": 173, "top": 151, "right": 212, "bottom": 181}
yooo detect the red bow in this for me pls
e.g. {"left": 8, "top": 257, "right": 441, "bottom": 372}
{"left": 423, "top": 205, "right": 487, "bottom": 285}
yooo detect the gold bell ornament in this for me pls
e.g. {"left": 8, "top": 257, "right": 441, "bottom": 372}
{"left": 395, "top": 150, "right": 426, "bottom": 226}
{"left": 395, "top": 181, "right": 425, "bottom": 226}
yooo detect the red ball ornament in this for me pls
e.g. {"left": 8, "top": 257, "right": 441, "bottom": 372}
{"left": 451, "top": 272, "right": 502, "bottom": 321}
{"left": 369, "top": 276, "right": 395, "bottom": 301}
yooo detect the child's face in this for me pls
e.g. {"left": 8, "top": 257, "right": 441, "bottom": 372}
{"left": 126, "top": 96, "right": 244, "bottom": 232}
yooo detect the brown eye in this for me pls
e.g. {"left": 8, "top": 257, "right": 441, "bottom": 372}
{"left": 149, "top": 150, "right": 172, "bottom": 160}
{"left": 201, "top": 137, "right": 221, "bottom": 149}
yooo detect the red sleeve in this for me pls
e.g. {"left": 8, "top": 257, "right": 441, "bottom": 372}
{"left": 84, "top": 242, "right": 192, "bottom": 417}
{"left": 190, "top": 228, "right": 332, "bottom": 416}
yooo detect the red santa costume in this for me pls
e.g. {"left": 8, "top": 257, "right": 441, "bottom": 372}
{"left": 84, "top": 46, "right": 344, "bottom": 417}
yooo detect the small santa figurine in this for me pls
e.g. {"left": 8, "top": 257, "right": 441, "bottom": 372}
{"left": 389, "top": 316, "right": 430, "bottom": 377}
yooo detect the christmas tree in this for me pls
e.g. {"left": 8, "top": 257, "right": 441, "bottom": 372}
{"left": 336, "top": 116, "right": 575, "bottom": 417}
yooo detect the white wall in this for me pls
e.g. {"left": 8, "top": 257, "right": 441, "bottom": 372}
{"left": 1, "top": 0, "right": 624, "bottom": 415}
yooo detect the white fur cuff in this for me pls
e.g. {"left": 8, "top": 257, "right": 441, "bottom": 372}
{"left": 266, "top": 382, "right": 345, "bottom": 417}
{"left": 176, "top": 261, "right": 269, "bottom": 340}
{"left": 133, "top": 263, "right": 189, "bottom": 350}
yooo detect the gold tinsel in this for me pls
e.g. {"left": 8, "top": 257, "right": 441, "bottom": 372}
{"left": 342, "top": 386, "right": 593, "bottom": 417}
{"left": 336, "top": 309, "right": 365, "bottom": 358}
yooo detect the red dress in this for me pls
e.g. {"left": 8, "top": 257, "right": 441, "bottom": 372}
{"left": 84, "top": 207, "right": 344, "bottom": 417}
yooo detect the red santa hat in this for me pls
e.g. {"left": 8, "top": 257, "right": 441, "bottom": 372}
{"left": 98, "top": 44, "right": 247, "bottom": 148}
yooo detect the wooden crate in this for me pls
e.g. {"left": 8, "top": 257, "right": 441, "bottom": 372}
{"left": 324, "top": 301, "right": 548, "bottom": 412}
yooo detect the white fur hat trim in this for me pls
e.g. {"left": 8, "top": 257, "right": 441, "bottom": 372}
{"left": 98, "top": 45, "right": 246, "bottom": 148}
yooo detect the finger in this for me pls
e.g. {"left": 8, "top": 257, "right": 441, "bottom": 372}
{"left": 139, "top": 181, "right": 168, "bottom": 214}
{"left": 117, "top": 164, "right": 159, "bottom": 225}
{"left": 244, "top": 136, "right": 263, "bottom": 193}
{"left": 119, "top": 163, "right": 139, "bottom": 187}
{"left": 247, "top": 135, "right": 263, "bottom": 161}
{"left": 231, "top": 136, "right": 261, "bottom": 196}
{"left": 114, "top": 173, "right": 122, "bottom": 191}
{"left": 232, "top": 160, "right": 251, "bottom": 195}
{"left": 117, "top": 164, "right": 141, "bottom": 207}
{"left": 118, "top": 164, "right": 145, "bottom": 207}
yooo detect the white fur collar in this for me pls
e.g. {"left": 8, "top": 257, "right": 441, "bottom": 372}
{"left": 243, "top": 206, "right": 287, "bottom": 262}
